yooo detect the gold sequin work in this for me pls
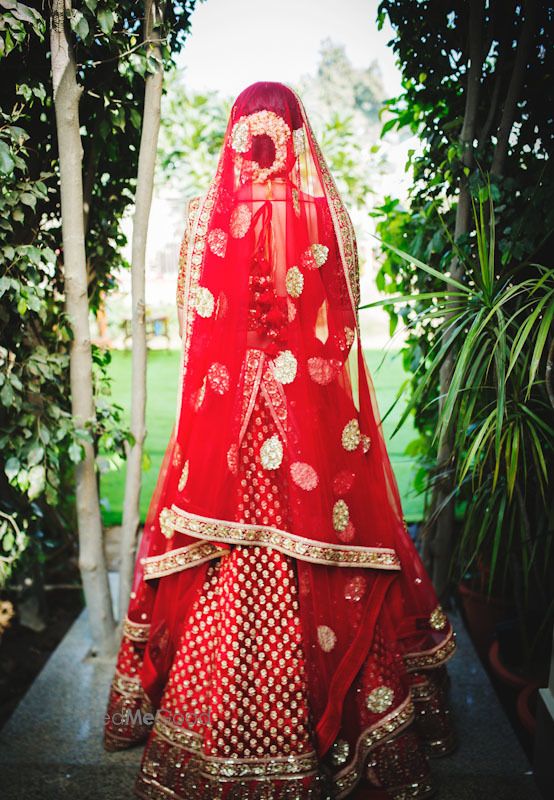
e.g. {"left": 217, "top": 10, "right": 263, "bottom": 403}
{"left": 229, "top": 203, "right": 252, "bottom": 238}
{"left": 178, "top": 460, "right": 189, "bottom": 492}
{"left": 317, "top": 624, "right": 337, "bottom": 653}
{"left": 260, "top": 434, "right": 283, "bottom": 470}
{"left": 271, "top": 350, "right": 297, "bottom": 384}
{"left": 207, "top": 227, "right": 227, "bottom": 257}
{"left": 285, "top": 266, "right": 304, "bottom": 298}
{"left": 429, "top": 604, "right": 448, "bottom": 630}
{"left": 332, "top": 499, "right": 349, "bottom": 532}
{"left": 329, "top": 738, "right": 350, "bottom": 766}
{"left": 307, "top": 356, "right": 342, "bottom": 386}
{"left": 194, "top": 286, "right": 215, "bottom": 318}
{"left": 301, "top": 243, "right": 329, "bottom": 270}
{"left": 342, "top": 418, "right": 361, "bottom": 451}
{"left": 366, "top": 685, "right": 395, "bottom": 714}
{"left": 290, "top": 462, "right": 319, "bottom": 491}
{"left": 207, "top": 362, "right": 230, "bottom": 395}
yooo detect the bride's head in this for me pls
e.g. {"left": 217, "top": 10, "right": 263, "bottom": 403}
{"left": 228, "top": 82, "right": 305, "bottom": 182}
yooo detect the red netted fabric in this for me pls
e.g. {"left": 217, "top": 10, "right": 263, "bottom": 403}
{"left": 104, "top": 82, "right": 457, "bottom": 799}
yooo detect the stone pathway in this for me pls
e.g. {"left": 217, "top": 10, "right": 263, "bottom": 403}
{"left": 0, "top": 581, "right": 544, "bottom": 799}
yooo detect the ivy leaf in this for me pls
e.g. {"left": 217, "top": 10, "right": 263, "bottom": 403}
{"left": 0, "top": 140, "right": 15, "bottom": 175}
{"left": 97, "top": 9, "right": 115, "bottom": 35}
{"left": 4, "top": 456, "right": 20, "bottom": 482}
{"left": 28, "top": 465, "right": 45, "bottom": 500}
{"left": 68, "top": 441, "right": 83, "bottom": 463}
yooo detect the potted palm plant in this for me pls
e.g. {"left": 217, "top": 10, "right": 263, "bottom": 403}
{"left": 367, "top": 188, "right": 554, "bottom": 692}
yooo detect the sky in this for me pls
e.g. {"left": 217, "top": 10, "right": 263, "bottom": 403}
{"left": 176, "top": 0, "right": 402, "bottom": 99}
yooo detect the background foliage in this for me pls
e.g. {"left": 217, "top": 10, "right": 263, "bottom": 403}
{"left": 0, "top": 0, "right": 198, "bottom": 590}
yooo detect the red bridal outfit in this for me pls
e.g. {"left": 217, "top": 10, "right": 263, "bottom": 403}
{"left": 104, "top": 82, "right": 458, "bottom": 800}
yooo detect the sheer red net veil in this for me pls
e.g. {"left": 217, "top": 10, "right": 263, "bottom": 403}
{"left": 105, "top": 81, "right": 457, "bottom": 799}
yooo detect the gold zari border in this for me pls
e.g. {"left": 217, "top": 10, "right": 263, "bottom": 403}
{"left": 403, "top": 627, "right": 457, "bottom": 671}
{"left": 333, "top": 696, "right": 415, "bottom": 798}
{"left": 122, "top": 617, "right": 150, "bottom": 642}
{"left": 150, "top": 505, "right": 402, "bottom": 572}
{"left": 154, "top": 713, "right": 318, "bottom": 781}
{"left": 141, "top": 539, "right": 229, "bottom": 581}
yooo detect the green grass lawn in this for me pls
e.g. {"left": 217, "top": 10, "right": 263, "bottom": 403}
{"left": 100, "top": 349, "right": 424, "bottom": 525}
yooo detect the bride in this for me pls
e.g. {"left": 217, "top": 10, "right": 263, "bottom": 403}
{"left": 104, "top": 81, "right": 457, "bottom": 800}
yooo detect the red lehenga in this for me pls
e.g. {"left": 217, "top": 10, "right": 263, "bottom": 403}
{"left": 104, "top": 82, "right": 458, "bottom": 800}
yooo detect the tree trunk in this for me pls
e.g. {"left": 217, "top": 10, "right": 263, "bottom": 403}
{"left": 491, "top": 0, "right": 537, "bottom": 178}
{"left": 118, "top": 0, "right": 164, "bottom": 618}
{"left": 50, "top": 1, "right": 116, "bottom": 656}
{"left": 423, "top": 0, "right": 484, "bottom": 599}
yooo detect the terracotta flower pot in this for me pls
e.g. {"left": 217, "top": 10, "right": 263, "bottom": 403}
{"left": 457, "top": 581, "right": 511, "bottom": 660}
{"left": 516, "top": 682, "right": 540, "bottom": 736}
{"left": 488, "top": 639, "right": 528, "bottom": 689}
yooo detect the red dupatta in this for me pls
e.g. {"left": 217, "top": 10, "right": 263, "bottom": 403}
{"left": 125, "top": 82, "right": 455, "bottom": 759}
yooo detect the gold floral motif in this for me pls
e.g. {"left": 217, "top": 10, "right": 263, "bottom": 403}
{"left": 207, "top": 362, "right": 230, "bottom": 395}
{"left": 230, "top": 110, "right": 292, "bottom": 182}
{"left": 290, "top": 462, "right": 319, "bottom": 491}
{"left": 293, "top": 126, "right": 306, "bottom": 156}
{"left": 429, "top": 604, "right": 448, "bottom": 630}
{"left": 329, "top": 738, "right": 350, "bottom": 766}
{"left": 178, "top": 459, "right": 189, "bottom": 492}
{"left": 260, "top": 434, "right": 283, "bottom": 470}
{"left": 333, "top": 499, "right": 349, "bottom": 532}
{"left": 271, "top": 350, "right": 297, "bottom": 384}
{"left": 229, "top": 203, "right": 252, "bottom": 238}
{"left": 301, "top": 243, "right": 329, "bottom": 270}
{"left": 341, "top": 418, "right": 361, "bottom": 451}
{"left": 361, "top": 433, "right": 372, "bottom": 453}
{"left": 366, "top": 685, "right": 395, "bottom": 714}
{"left": 207, "top": 227, "right": 227, "bottom": 257}
{"left": 307, "top": 356, "right": 342, "bottom": 385}
{"left": 285, "top": 265, "right": 304, "bottom": 298}
{"left": 344, "top": 575, "right": 367, "bottom": 602}
{"left": 159, "top": 507, "right": 174, "bottom": 539}
{"left": 194, "top": 286, "right": 215, "bottom": 318}
{"left": 155, "top": 506, "right": 402, "bottom": 571}
{"left": 226, "top": 443, "right": 238, "bottom": 475}
{"left": 317, "top": 624, "right": 337, "bottom": 652}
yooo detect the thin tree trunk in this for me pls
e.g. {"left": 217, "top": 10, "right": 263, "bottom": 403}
{"left": 50, "top": 1, "right": 116, "bottom": 656}
{"left": 491, "top": 0, "right": 537, "bottom": 177}
{"left": 118, "top": 0, "right": 164, "bottom": 618}
{"left": 424, "top": 0, "right": 484, "bottom": 599}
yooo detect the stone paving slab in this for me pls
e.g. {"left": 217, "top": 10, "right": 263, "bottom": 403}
{"left": 0, "top": 583, "right": 545, "bottom": 799}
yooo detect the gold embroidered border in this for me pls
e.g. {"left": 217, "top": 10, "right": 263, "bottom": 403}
{"left": 122, "top": 617, "right": 150, "bottom": 643}
{"left": 333, "top": 695, "right": 415, "bottom": 798}
{"left": 155, "top": 506, "right": 402, "bottom": 572}
{"left": 112, "top": 669, "right": 144, "bottom": 698}
{"left": 153, "top": 711, "right": 318, "bottom": 782}
{"left": 154, "top": 712, "right": 203, "bottom": 753}
{"left": 403, "top": 627, "right": 457, "bottom": 671}
{"left": 141, "top": 539, "right": 229, "bottom": 581}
